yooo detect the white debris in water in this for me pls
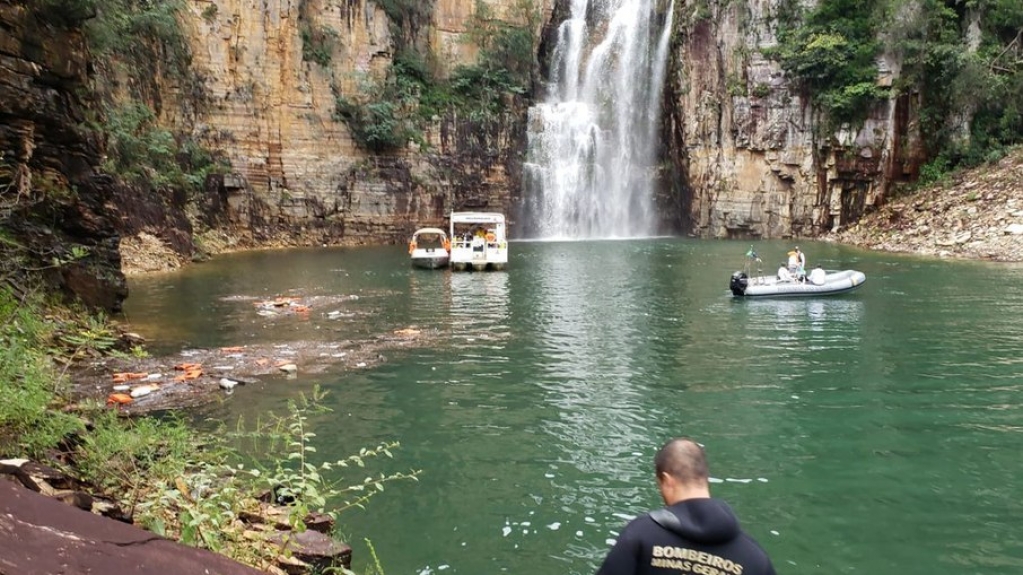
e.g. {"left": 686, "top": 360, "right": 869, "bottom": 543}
{"left": 544, "top": 473, "right": 555, "bottom": 478}
{"left": 771, "top": 530, "right": 780, "bottom": 536}
{"left": 438, "top": 566, "right": 450, "bottom": 570}
{"left": 612, "top": 512, "right": 634, "bottom": 521}
{"left": 576, "top": 531, "right": 584, "bottom": 537}
{"left": 605, "top": 539, "right": 617, "bottom": 546}
{"left": 502, "top": 526, "right": 512, "bottom": 537}
{"left": 758, "top": 478, "right": 769, "bottom": 483}
{"left": 709, "top": 477, "right": 724, "bottom": 483}
{"left": 130, "top": 385, "right": 155, "bottom": 398}
{"left": 584, "top": 517, "right": 595, "bottom": 523}
{"left": 791, "top": 395, "right": 800, "bottom": 399}
{"left": 520, "top": 522, "right": 531, "bottom": 527}
{"left": 547, "top": 522, "right": 561, "bottom": 530}
{"left": 726, "top": 478, "right": 752, "bottom": 483}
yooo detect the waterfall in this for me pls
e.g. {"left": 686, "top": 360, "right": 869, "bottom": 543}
{"left": 523, "top": 0, "right": 674, "bottom": 240}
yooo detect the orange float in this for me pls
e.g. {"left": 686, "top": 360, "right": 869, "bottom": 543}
{"left": 106, "top": 393, "right": 133, "bottom": 408}
{"left": 111, "top": 372, "right": 148, "bottom": 383}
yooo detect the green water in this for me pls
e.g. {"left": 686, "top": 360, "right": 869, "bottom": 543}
{"left": 123, "top": 239, "right": 1023, "bottom": 575}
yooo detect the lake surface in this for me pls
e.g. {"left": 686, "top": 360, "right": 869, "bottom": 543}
{"left": 124, "top": 239, "right": 1023, "bottom": 575}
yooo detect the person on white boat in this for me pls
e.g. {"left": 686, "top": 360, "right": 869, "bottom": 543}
{"left": 471, "top": 227, "right": 486, "bottom": 251}
{"left": 777, "top": 266, "right": 794, "bottom": 282}
{"left": 808, "top": 266, "right": 826, "bottom": 285}
{"left": 787, "top": 246, "right": 806, "bottom": 281}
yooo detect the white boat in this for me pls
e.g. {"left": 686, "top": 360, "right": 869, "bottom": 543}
{"left": 448, "top": 212, "right": 508, "bottom": 271}
{"left": 730, "top": 268, "right": 866, "bottom": 297}
{"left": 408, "top": 227, "right": 450, "bottom": 269}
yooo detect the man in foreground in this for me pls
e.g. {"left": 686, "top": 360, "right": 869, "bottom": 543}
{"left": 596, "top": 438, "right": 776, "bottom": 575}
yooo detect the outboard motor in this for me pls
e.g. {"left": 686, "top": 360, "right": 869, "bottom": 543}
{"left": 730, "top": 271, "right": 748, "bottom": 296}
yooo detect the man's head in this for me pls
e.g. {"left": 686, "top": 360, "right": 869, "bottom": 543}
{"left": 795, "top": 246, "right": 800, "bottom": 252}
{"left": 654, "top": 438, "right": 711, "bottom": 504}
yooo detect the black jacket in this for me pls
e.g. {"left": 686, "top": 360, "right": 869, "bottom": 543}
{"left": 595, "top": 498, "right": 776, "bottom": 575}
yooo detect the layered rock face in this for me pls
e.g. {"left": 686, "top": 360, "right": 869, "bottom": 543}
{"left": 177, "top": 0, "right": 529, "bottom": 246}
{"left": 663, "top": 1, "right": 924, "bottom": 239}
{"left": 0, "top": 3, "right": 126, "bottom": 310}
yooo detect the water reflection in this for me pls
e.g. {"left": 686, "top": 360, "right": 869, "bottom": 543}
{"left": 522, "top": 241, "right": 664, "bottom": 533}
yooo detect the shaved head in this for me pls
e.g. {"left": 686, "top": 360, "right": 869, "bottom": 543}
{"left": 654, "top": 438, "right": 709, "bottom": 487}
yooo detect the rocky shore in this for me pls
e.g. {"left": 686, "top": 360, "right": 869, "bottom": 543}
{"left": 825, "top": 150, "right": 1023, "bottom": 262}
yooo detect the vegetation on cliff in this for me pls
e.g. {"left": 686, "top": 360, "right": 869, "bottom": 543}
{"left": 33, "top": 0, "right": 225, "bottom": 245}
{"left": 333, "top": 0, "right": 539, "bottom": 152}
{"left": 771, "top": 0, "right": 1023, "bottom": 178}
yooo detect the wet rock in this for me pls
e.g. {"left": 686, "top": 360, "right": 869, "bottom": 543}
{"left": 271, "top": 529, "right": 352, "bottom": 574}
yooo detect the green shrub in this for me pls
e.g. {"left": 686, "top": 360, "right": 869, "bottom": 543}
{"left": 133, "top": 387, "right": 420, "bottom": 566}
{"left": 74, "top": 410, "right": 196, "bottom": 493}
{"left": 201, "top": 4, "right": 218, "bottom": 22}
{"left": 300, "top": 23, "right": 337, "bottom": 67}
{"left": 99, "top": 103, "right": 224, "bottom": 195}
{"left": 0, "top": 288, "right": 83, "bottom": 456}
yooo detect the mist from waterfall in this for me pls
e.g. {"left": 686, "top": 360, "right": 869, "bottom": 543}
{"left": 522, "top": 0, "right": 674, "bottom": 240}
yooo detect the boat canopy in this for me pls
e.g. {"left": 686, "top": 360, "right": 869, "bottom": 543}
{"left": 412, "top": 227, "right": 447, "bottom": 238}
{"left": 450, "top": 212, "right": 505, "bottom": 225}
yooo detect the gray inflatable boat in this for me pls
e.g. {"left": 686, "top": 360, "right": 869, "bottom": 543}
{"left": 730, "top": 268, "right": 866, "bottom": 297}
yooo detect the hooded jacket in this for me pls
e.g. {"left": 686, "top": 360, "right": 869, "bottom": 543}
{"left": 595, "top": 498, "right": 776, "bottom": 575}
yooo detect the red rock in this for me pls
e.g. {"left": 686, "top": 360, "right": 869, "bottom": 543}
{"left": 0, "top": 481, "right": 265, "bottom": 575}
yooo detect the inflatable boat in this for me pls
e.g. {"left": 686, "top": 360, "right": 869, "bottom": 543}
{"left": 730, "top": 268, "right": 866, "bottom": 298}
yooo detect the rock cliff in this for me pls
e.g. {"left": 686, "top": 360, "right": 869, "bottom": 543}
{"left": 0, "top": 3, "right": 126, "bottom": 309}
{"left": 662, "top": 0, "right": 925, "bottom": 239}
{"left": 173, "top": 0, "right": 533, "bottom": 249}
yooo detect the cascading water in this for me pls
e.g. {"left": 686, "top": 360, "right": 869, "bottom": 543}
{"left": 522, "top": 0, "right": 674, "bottom": 239}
